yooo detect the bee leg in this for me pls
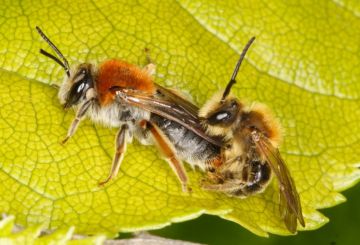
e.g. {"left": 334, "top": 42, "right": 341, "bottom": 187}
{"left": 62, "top": 99, "right": 93, "bottom": 144}
{"left": 99, "top": 124, "right": 129, "bottom": 186}
{"left": 142, "top": 63, "right": 156, "bottom": 76}
{"left": 202, "top": 180, "right": 245, "bottom": 194}
{"left": 204, "top": 169, "right": 224, "bottom": 184}
{"left": 50, "top": 83, "right": 60, "bottom": 89}
{"left": 141, "top": 120, "right": 190, "bottom": 192}
{"left": 142, "top": 48, "right": 156, "bottom": 76}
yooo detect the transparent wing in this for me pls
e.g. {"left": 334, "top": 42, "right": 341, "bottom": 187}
{"left": 252, "top": 131, "right": 305, "bottom": 233}
{"left": 154, "top": 84, "right": 199, "bottom": 116}
{"left": 114, "top": 85, "right": 223, "bottom": 146}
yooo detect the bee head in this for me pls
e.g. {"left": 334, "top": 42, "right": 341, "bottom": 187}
{"left": 199, "top": 37, "right": 255, "bottom": 137}
{"left": 36, "top": 27, "right": 96, "bottom": 108}
{"left": 59, "top": 63, "right": 96, "bottom": 108}
{"left": 199, "top": 92, "right": 243, "bottom": 137}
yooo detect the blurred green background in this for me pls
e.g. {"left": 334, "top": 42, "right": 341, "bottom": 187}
{"left": 153, "top": 183, "right": 360, "bottom": 244}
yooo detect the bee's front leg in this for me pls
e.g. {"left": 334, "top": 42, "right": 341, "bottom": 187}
{"left": 62, "top": 99, "right": 93, "bottom": 144}
{"left": 99, "top": 124, "right": 129, "bottom": 186}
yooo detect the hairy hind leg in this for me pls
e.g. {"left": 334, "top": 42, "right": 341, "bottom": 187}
{"left": 141, "top": 120, "right": 190, "bottom": 192}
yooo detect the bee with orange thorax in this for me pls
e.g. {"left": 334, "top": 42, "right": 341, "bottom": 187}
{"left": 37, "top": 26, "right": 304, "bottom": 232}
{"left": 36, "top": 26, "right": 222, "bottom": 190}
{"left": 119, "top": 37, "right": 305, "bottom": 233}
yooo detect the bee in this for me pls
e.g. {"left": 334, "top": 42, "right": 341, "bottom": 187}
{"left": 197, "top": 37, "right": 305, "bottom": 232}
{"left": 37, "top": 26, "right": 304, "bottom": 232}
{"left": 118, "top": 38, "right": 305, "bottom": 232}
{"left": 35, "top": 26, "right": 222, "bottom": 191}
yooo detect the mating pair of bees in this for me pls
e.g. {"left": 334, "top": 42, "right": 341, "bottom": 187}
{"left": 36, "top": 27, "right": 305, "bottom": 232}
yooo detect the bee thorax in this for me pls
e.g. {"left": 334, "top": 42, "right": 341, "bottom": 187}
{"left": 242, "top": 103, "right": 282, "bottom": 147}
{"left": 86, "top": 101, "right": 150, "bottom": 128}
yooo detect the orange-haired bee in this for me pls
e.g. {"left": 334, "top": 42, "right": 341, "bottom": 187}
{"left": 36, "top": 26, "right": 222, "bottom": 190}
{"left": 119, "top": 37, "right": 305, "bottom": 232}
{"left": 37, "top": 26, "right": 304, "bottom": 232}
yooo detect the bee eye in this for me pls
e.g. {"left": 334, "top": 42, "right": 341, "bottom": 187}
{"left": 206, "top": 100, "right": 240, "bottom": 126}
{"left": 231, "top": 100, "right": 237, "bottom": 108}
{"left": 64, "top": 68, "right": 93, "bottom": 108}
{"left": 216, "top": 112, "right": 230, "bottom": 120}
{"left": 76, "top": 81, "right": 88, "bottom": 94}
{"left": 207, "top": 111, "right": 234, "bottom": 125}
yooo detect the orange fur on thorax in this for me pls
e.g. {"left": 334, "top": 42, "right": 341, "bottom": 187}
{"left": 96, "top": 59, "right": 155, "bottom": 105}
{"left": 248, "top": 103, "right": 282, "bottom": 147}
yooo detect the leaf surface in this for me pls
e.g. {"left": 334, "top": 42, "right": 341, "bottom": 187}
{"left": 0, "top": 0, "right": 359, "bottom": 236}
{"left": 0, "top": 216, "right": 105, "bottom": 244}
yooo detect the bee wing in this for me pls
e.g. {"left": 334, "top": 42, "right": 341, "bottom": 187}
{"left": 115, "top": 86, "right": 223, "bottom": 146}
{"left": 154, "top": 83, "right": 199, "bottom": 116}
{"left": 252, "top": 131, "right": 305, "bottom": 233}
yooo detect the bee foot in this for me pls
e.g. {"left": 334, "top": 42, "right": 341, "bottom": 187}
{"left": 181, "top": 184, "right": 192, "bottom": 193}
{"left": 50, "top": 83, "right": 60, "bottom": 89}
{"left": 98, "top": 179, "right": 110, "bottom": 187}
{"left": 61, "top": 137, "right": 69, "bottom": 145}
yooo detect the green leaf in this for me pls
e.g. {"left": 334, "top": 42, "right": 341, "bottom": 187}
{"left": 0, "top": 216, "right": 106, "bottom": 244}
{"left": 0, "top": 0, "right": 359, "bottom": 237}
{"left": 35, "top": 227, "right": 74, "bottom": 245}
{"left": 0, "top": 215, "right": 15, "bottom": 236}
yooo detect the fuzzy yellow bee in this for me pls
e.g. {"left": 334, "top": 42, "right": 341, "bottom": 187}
{"left": 120, "top": 37, "right": 305, "bottom": 232}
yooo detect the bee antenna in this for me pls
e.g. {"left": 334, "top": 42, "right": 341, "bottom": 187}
{"left": 36, "top": 26, "right": 71, "bottom": 77}
{"left": 221, "top": 36, "right": 256, "bottom": 102}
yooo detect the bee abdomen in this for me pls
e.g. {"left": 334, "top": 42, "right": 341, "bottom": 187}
{"left": 150, "top": 114, "right": 220, "bottom": 169}
{"left": 231, "top": 161, "right": 272, "bottom": 197}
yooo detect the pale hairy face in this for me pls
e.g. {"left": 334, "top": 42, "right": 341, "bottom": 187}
{"left": 199, "top": 91, "right": 242, "bottom": 138}
{"left": 58, "top": 63, "right": 96, "bottom": 108}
